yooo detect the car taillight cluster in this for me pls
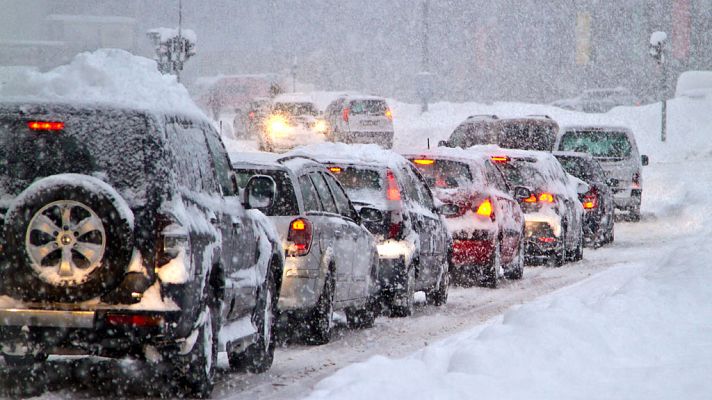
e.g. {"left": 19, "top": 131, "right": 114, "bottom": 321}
{"left": 475, "top": 198, "right": 495, "bottom": 220}
{"left": 386, "top": 169, "right": 401, "bottom": 201}
{"left": 387, "top": 220, "right": 403, "bottom": 240}
{"left": 342, "top": 108, "right": 350, "bottom": 122}
{"left": 582, "top": 188, "right": 598, "bottom": 210}
{"left": 287, "top": 218, "right": 313, "bottom": 256}
{"left": 385, "top": 108, "right": 393, "bottom": 121}
{"left": 632, "top": 172, "right": 641, "bottom": 189}
{"left": 28, "top": 121, "right": 64, "bottom": 131}
{"left": 522, "top": 192, "right": 556, "bottom": 204}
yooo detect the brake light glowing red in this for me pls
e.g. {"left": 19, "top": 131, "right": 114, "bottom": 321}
{"left": 490, "top": 156, "right": 509, "bottom": 163}
{"left": 287, "top": 218, "right": 312, "bottom": 256}
{"left": 107, "top": 314, "right": 164, "bottom": 327}
{"left": 28, "top": 121, "right": 64, "bottom": 131}
{"left": 538, "top": 237, "right": 556, "bottom": 243}
{"left": 386, "top": 169, "right": 401, "bottom": 201}
{"left": 248, "top": 111, "right": 255, "bottom": 120}
{"left": 385, "top": 108, "right": 393, "bottom": 121}
{"left": 582, "top": 190, "right": 598, "bottom": 209}
{"left": 413, "top": 159, "right": 434, "bottom": 165}
{"left": 538, "top": 193, "right": 555, "bottom": 203}
{"left": 475, "top": 198, "right": 493, "bottom": 218}
{"left": 523, "top": 194, "right": 537, "bottom": 203}
{"left": 342, "top": 108, "right": 350, "bottom": 122}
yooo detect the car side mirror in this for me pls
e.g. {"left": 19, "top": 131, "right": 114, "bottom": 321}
{"left": 244, "top": 175, "right": 276, "bottom": 210}
{"left": 436, "top": 203, "right": 460, "bottom": 217}
{"left": 512, "top": 186, "right": 532, "bottom": 201}
{"left": 606, "top": 177, "right": 619, "bottom": 187}
{"left": 359, "top": 206, "right": 383, "bottom": 223}
{"left": 641, "top": 155, "right": 649, "bottom": 166}
{"left": 437, "top": 140, "right": 449, "bottom": 147}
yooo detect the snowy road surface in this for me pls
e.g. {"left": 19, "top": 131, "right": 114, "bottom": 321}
{"left": 17, "top": 159, "right": 705, "bottom": 399}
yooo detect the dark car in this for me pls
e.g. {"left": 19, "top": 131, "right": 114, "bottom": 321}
{"left": 404, "top": 148, "right": 529, "bottom": 288}
{"left": 289, "top": 144, "right": 451, "bottom": 317}
{"left": 554, "top": 152, "right": 616, "bottom": 247}
{"left": 231, "top": 152, "right": 380, "bottom": 345}
{"left": 0, "top": 102, "right": 284, "bottom": 397}
{"left": 483, "top": 147, "right": 587, "bottom": 267}
{"left": 439, "top": 115, "right": 559, "bottom": 152}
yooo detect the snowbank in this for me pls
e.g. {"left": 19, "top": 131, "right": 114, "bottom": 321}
{"left": 0, "top": 48, "right": 206, "bottom": 118}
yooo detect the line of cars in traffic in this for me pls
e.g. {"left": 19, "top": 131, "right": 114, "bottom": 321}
{"left": 0, "top": 95, "right": 647, "bottom": 398}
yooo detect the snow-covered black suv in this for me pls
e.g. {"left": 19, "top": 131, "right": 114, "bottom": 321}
{"left": 0, "top": 102, "right": 283, "bottom": 397}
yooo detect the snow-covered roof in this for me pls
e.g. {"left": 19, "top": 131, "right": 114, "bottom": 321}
{"left": 0, "top": 48, "right": 207, "bottom": 120}
{"left": 401, "top": 146, "right": 491, "bottom": 165}
{"left": 560, "top": 124, "right": 633, "bottom": 134}
{"left": 229, "top": 151, "right": 281, "bottom": 167}
{"left": 552, "top": 150, "right": 595, "bottom": 160}
{"left": 287, "top": 143, "right": 408, "bottom": 170}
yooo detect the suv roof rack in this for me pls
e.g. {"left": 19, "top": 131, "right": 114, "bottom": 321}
{"left": 467, "top": 114, "right": 499, "bottom": 120}
{"left": 276, "top": 155, "right": 321, "bottom": 164}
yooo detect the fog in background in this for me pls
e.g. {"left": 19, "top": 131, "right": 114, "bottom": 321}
{"left": 1, "top": 0, "right": 710, "bottom": 103}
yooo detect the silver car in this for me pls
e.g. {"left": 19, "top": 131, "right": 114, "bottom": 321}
{"left": 324, "top": 95, "right": 395, "bottom": 148}
{"left": 231, "top": 152, "right": 380, "bottom": 345}
{"left": 556, "top": 125, "right": 649, "bottom": 221}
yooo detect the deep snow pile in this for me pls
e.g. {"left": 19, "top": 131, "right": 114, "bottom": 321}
{"left": 0, "top": 48, "right": 205, "bottom": 118}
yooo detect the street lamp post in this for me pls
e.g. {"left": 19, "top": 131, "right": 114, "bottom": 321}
{"left": 649, "top": 31, "right": 668, "bottom": 142}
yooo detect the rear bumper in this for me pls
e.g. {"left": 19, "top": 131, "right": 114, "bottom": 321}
{"left": 524, "top": 221, "right": 560, "bottom": 260}
{"left": 613, "top": 188, "right": 642, "bottom": 210}
{"left": 0, "top": 308, "right": 184, "bottom": 357}
{"left": 451, "top": 231, "right": 495, "bottom": 266}
{"left": 277, "top": 265, "right": 323, "bottom": 312}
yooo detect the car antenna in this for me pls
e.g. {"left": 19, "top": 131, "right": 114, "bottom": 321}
{"left": 427, "top": 138, "right": 430, "bottom": 149}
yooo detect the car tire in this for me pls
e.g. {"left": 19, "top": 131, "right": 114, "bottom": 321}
{"left": 228, "top": 266, "right": 278, "bottom": 373}
{"left": 2, "top": 178, "right": 133, "bottom": 302}
{"left": 551, "top": 228, "right": 567, "bottom": 267}
{"left": 390, "top": 265, "right": 415, "bottom": 318}
{"left": 572, "top": 229, "right": 584, "bottom": 261}
{"left": 425, "top": 263, "right": 449, "bottom": 306}
{"left": 175, "top": 302, "right": 219, "bottom": 399}
{"left": 505, "top": 239, "right": 524, "bottom": 280}
{"left": 345, "top": 298, "right": 377, "bottom": 329}
{"left": 304, "top": 269, "right": 335, "bottom": 345}
{"left": 481, "top": 241, "right": 501, "bottom": 288}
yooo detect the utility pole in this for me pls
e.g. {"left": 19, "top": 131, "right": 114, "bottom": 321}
{"left": 416, "top": 0, "right": 433, "bottom": 113}
{"left": 177, "top": 0, "right": 182, "bottom": 82}
{"left": 649, "top": 31, "right": 668, "bottom": 142}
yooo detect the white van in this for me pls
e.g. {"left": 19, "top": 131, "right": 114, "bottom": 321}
{"left": 555, "top": 125, "right": 648, "bottom": 221}
{"left": 324, "top": 95, "right": 395, "bottom": 148}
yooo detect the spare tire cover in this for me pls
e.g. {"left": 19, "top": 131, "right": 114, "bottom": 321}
{"left": 3, "top": 174, "right": 134, "bottom": 302}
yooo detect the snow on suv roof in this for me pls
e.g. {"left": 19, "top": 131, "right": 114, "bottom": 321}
{"left": 561, "top": 124, "right": 632, "bottom": 133}
{"left": 229, "top": 151, "right": 322, "bottom": 172}
{"left": 0, "top": 48, "right": 206, "bottom": 119}
{"left": 287, "top": 142, "right": 408, "bottom": 170}
{"left": 401, "top": 146, "right": 492, "bottom": 165}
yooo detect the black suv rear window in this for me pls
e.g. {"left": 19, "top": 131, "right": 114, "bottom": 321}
{"left": 0, "top": 109, "right": 149, "bottom": 204}
{"left": 234, "top": 168, "right": 299, "bottom": 216}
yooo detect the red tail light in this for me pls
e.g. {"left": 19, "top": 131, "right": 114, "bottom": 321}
{"left": 523, "top": 194, "right": 537, "bottom": 203}
{"left": 107, "top": 314, "right": 164, "bottom": 328}
{"left": 490, "top": 155, "right": 510, "bottom": 163}
{"left": 386, "top": 169, "right": 401, "bottom": 201}
{"left": 28, "top": 121, "right": 64, "bottom": 131}
{"left": 632, "top": 172, "right": 641, "bottom": 189}
{"left": 475, "top": 198, "right": 494, "bottom": 218}
{"left": 387, "top": 220, "right": 403, "bottom": 240}
{"left": 287, "top": 218, "right": 313, "bottom": 256}
{"left": 248, "top": 111, "right": 255, "bottom": 120}
{"left": 385, "top": 108, "right": 393, "bottom": 121}
{"left": 342, "top": 108, "right": 350, "bottom": 122}
{"left": 538, "top": 193, "right": 555, "bottom": 203}
{"left": 582, "top": 189, "right": 598, "bottom": 209}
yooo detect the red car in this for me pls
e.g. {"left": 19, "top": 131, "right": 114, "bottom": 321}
{"left": 404, "top": 148, "right": 530, "bottom": 288}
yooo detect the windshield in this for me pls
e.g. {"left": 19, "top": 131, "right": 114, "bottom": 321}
{"left": 559, "top": 130, "right": 632, "bottom": 158}
{"left": 273, "top": 102, "right": 318, "bottom": 116}
{"left": 0, "top": 110, "right": 148, "bottom": 204}
{"left": 349, "top": 100, "right": 387, "bottom": 115}
{"left": 410, "top": 159, "right": 473, "bottom": 189}
{"left": 233, "top": 168, "right": 299, "bottom": 216}
{"left": 496, "top": 160, "right": 546, "bottom": 190}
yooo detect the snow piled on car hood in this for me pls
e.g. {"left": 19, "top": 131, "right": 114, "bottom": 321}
{"left": 0, "top": 48, "right": 205, "bottom": 118}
